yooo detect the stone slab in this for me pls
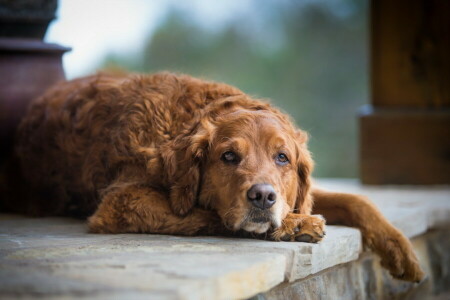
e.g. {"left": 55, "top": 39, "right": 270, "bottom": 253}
{"left": 0, "top": 215, "right": 362, "bottom": 297}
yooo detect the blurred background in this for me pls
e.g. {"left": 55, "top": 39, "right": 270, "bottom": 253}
{"left": 45, "top": 0, "right": 369, "bottom": 178}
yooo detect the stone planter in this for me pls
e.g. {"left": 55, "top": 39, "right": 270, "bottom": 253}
{"left": 0, "top": 39, "right": 70, "bottom": 163}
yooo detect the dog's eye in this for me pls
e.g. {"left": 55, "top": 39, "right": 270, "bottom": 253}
{"left": 221, "top": 151, "right": 240, "bottom": 164}
{"left": 276, "top": 153, "right": 289, "bottom": 165}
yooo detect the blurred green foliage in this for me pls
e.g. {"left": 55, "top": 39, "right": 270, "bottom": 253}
{"left": 100, "top": 0, "right": 368, "bottom": 178}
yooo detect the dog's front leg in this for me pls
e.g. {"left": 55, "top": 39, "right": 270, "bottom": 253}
{"left": 311, "top": 188, "right": 424, "bottom": 282}
{"left": 88, "top": 183, "right": 227, "bottom": 236}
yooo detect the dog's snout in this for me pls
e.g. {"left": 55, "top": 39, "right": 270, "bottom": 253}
{"left": 247, "top": 184, "right": 277, "bottom": 209}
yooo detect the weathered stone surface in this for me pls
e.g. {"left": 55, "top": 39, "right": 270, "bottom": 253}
{"left": 261, "top": 254, "right": 413, "bottom": 300}
{"left": 0, "top": 215, "right": 362, "bottom": 298}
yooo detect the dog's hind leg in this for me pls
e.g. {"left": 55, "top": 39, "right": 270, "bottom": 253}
{"left": 88, "top": 183, "right": 227, "bottom": 236}
{"left": 311, "top": 188, "right": 424, "bottom": 282}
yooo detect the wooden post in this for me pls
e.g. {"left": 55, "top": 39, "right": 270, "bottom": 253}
{"left": 360, "top": 0, "right": 450, "bottom": 184}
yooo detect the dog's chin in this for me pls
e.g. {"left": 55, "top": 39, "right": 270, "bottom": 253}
{"left": 242, "top": 221, "right": 271, "bottom": 234}
{"left": 225, "top": 206, "right": 282, "bottom": 234}
{"left": 240, "top": 210, "right": 278, "bottom": 234}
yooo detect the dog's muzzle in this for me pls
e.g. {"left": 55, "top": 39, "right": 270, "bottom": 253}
{"left": 247, "top": 208, "right": 272, "bottom": 224}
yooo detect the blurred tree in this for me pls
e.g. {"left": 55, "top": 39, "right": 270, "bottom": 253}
{"left": 100, "top": 0, "right": 368, "bottom": 178}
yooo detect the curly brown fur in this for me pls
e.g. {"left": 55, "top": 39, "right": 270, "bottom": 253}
{"left": 4, "top": 72, "right": 424, "bottom": 282}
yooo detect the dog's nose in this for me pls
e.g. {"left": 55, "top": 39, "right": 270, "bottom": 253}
{"left": 247, "top": 184, "right": 277, "bottom": 209}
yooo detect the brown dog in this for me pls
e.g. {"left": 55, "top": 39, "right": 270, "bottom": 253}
{"left": 6, "top": 72, "right": 423, "bottom": 282}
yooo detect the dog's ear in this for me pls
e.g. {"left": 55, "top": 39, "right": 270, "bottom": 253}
{"left": 294, "top": 130, "right": 314, "bottom": 214}
{"left": 160, "top": 119, "right": 214, "bottom": 216}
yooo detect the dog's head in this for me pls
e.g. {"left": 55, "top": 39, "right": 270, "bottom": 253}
{"left": 162, "top": 97, "right": 313, "bottom": 233}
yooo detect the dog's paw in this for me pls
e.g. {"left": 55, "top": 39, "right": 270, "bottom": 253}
{"left": 272, "top": 214, "right": 326, "bottom": 243}
{"left": 87, "top": 212, "right": 122, "bottom": 234}
{"left": 378, "top": 236, "right": 425, "bottom": 283}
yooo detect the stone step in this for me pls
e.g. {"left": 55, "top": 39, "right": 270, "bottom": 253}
{"left": 1, "top": 179, "right": 449, "bottom": 299}
{"left": 0, "top": 216, "right": 361, "bottom": 299}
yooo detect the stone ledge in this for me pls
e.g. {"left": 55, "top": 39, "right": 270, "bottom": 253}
{"left": 0, "top": 217, "right": 360, "bottom": 298}
{"left": 1, "top": 179, "right": 449, "bottom": 299}
{"left": 261, "top": 229, "right": 450, "bottom": 300}
{"left": 316, "top": 179, "right": 450, "bottom": 238}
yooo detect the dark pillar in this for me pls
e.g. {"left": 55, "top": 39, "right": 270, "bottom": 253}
{"left": 0, "top": 0, "right": 70, "bottom": 167}
{"left": 359, "top": 0, "right": 450, "bottom": 184}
